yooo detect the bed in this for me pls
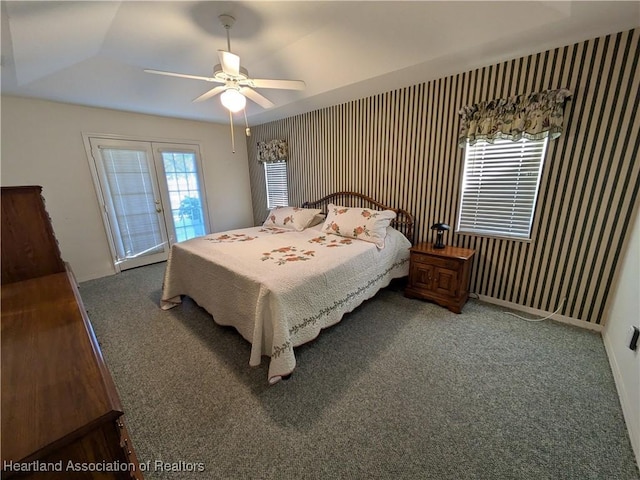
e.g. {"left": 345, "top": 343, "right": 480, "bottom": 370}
{"left": 161, "top": 192, "right": 414, "bottom": 384}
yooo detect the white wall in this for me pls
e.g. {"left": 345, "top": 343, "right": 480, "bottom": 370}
{"left": 603, "top": 205, "right": 640, "bottom": 465}
{"left": 1, "top": 96, "right": 254, "bottom": 281}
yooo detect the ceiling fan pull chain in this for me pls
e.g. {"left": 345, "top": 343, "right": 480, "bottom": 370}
{"left": 229, "top": 110, "right": 236, "bottom": 153}
{"left": 244, "top": 109, "right": 251, "bottom": 137}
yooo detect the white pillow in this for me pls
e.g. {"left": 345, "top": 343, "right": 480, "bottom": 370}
{"left": 307, "top": 213, "right": 326, "bottom": 228}
{"left": 263, "top": 206, "right": 323, "bottom": 231}
{"left": 321, "top": 203, "right": 396, "bottom": 248}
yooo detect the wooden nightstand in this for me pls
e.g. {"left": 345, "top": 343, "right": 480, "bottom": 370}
{"left": 404, "top": 243, "right": 475, "bottom": 313}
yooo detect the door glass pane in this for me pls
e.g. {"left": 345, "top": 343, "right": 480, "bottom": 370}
{"left": 161, "top": 151, "right": 206, "bottom": 242}
{"left": 101, "top": 148, "right": 165, "bottom": 260}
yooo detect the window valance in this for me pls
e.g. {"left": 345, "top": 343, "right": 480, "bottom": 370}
{"left": 257, "top": 139, "right": 288, "bottom": 163}
{"left": 458, "top": 88, "right": 571, "bottom": 148}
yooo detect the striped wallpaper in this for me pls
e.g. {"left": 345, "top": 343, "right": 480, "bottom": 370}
{"left": 246, "top": 28, "right": 640, "bottom": 326}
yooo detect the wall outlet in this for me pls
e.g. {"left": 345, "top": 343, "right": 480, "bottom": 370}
{"left": 630, "top": 326, "right": 639, "bottom": 351}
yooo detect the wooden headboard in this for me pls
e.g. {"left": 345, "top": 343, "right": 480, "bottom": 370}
{"left": 302, "top": 191, "right": 414, "bottom": 243}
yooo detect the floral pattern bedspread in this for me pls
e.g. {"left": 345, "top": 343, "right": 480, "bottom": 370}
{"left": 161, "top": 225, "right": 411, "bottom": 384}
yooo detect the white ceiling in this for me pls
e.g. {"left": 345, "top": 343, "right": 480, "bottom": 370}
{"left": 2, "top": 1, "right": 639, "bottom": 126}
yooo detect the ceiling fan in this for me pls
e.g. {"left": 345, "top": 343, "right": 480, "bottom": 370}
{"left": 144, "top": 14, "right": 306, "bottom": 114}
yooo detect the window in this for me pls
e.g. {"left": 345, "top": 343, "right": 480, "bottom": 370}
{"left": 264, "top": 162, "right": 289, "bottom": 208}
{"left": 161, "top": 150, "right": 207, "bottom": 243}
{"left": 456, "top": 137, "right": 548, "bottom": 240}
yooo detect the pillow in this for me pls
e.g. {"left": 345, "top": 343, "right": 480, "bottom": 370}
{"left": 307, "top": 213, "right": 326, "bottom": 228}
{"left": 307, "top": 221, "right": 325, "bottom": 232}
{"left": 263, "top": 206, "right": 323, "bottom": 231}
{"left": 321, "top": 203, "right": 396, "bottom": 248}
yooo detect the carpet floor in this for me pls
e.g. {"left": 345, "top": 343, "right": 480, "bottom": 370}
{"left": 79, "top": 262, "right": 639, "bottom": 480}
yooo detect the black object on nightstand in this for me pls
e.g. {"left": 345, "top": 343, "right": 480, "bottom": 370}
{"left": 430, "top": 223, "right": 450, "bottom": 249}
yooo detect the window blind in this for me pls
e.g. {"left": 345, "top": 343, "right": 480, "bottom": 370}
{"left": 101, "top": 148, "right": 164, "bottom": 258}
{"left": 264, "top": 161, "right": 289, "bottom": 208}
{"left": 457, "top": 137, "right": 548, "bottom": 240}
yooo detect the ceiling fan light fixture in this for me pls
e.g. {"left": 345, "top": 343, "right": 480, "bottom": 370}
{"left": 220, "top": 88, "right": 246, "bottom": 112}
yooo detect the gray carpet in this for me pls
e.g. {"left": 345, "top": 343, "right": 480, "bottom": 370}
{"left": 80, "top": 262, "right": 639, "bottom": 480}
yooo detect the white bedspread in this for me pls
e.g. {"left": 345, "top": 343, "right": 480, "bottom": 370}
{"left": 161, "top": 224, "right": 411, "bottom": 383}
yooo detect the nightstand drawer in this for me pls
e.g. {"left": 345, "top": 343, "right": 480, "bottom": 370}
{"left": 411, "top": 253, "right": 460, "bottom": 270}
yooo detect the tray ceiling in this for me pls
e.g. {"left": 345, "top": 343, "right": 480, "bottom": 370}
{"left": 1, "top": 1, "right": 638, "bottom": 125}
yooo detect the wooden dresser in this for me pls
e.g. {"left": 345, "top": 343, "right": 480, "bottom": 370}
{"left": 1, "top": 186, "right": 143, "bottom": 479}
{"left": 405, "top": 242, "right": 476, "bottom": 314}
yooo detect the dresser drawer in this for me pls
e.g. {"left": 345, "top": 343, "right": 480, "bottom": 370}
{"left": 116, "top": 418, "right": 144, "bottom": 480}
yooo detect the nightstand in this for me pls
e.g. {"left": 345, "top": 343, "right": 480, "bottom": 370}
{"left": 404, "top": 243, "right": 475, "bottom": 313}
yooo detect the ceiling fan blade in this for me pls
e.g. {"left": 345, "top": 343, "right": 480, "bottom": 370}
{"left": 218, "top": 50, "right": 240, "bottom": 77}
{"left": 193, "top": 86, "right": 227, "bottom": 103}
{"left": 247, "top": 78, "right": 306, "bottom": 90}
{"left": 144, "top": 69, "right": 219, "bottom": 83}
{"left": 240, "top": 87, "right": 274, "bottom": 109}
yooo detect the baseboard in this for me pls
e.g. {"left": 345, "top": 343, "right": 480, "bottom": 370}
{"left": 473, "top": 294, "right": 602, "bottom": 332}
{"left": 602, "top": 331, "right": 640, "bottom": 467}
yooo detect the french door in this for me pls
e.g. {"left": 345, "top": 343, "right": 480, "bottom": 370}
{"left": 87, "top": 137, "right": 209, "bottom": 271}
